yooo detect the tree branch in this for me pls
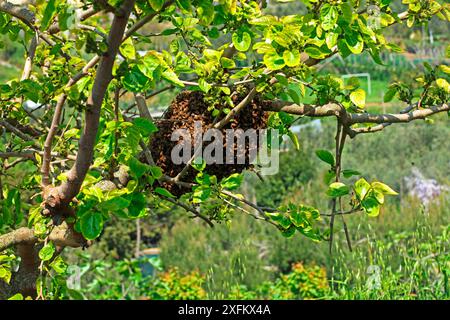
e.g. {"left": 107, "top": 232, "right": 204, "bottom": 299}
{"left": 265, "top": 101, "right": 449, "bottom": 131}
{"left": 123, "top": 0, "right": 174, "bottom": 40}
{"left": 55, "top": 0, "right": 136, "bottom": 203}
{"left": 0, "top": 0, "right": 35, "bottom": 28}
{"left": 21, "top": 31, "right": 38, "bottom": 81}
{"left": 0, "top": 221, "right": 87, "bottom": 252}
{"left": 0, "top": 120, "right": 40, "bottom": 149}
{"left": 347, "top": 104, "right": 449, "bottom": 124}
{"left": 265, "top": 101, "right": 344, "bottom": 117}
{"left": 159, "top": 195, "right": 214, "bottom": 227}
{"left": 41, "top": 56, "right": 100, "bottom": 187}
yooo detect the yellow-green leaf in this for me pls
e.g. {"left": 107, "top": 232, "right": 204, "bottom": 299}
{"left": 436, "top": 78, "right": 450, "bottom": 93}
{"left": 371, "top": 182, "right": 398, "bottom": 195}
{"left": 264, "top": 52, "right": 285, "bottom": 70}
{"left": 283, "top": 49, "right": 300, "bottom": 67}
{"left": 350, "top": 88, "right": 366, "bottom": 108}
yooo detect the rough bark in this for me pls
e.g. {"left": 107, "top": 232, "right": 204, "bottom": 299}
{"left": 0, "top": 222, "right": 87, "bottom": 299}
{"left": 54, "top": 0, "right": 136, "bottom": 205}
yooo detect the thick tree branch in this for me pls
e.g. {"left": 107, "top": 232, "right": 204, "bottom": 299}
{"left": 265, "top": 101, "right": 344, "bottom": 117}
{"left": 265, "top": 101, "right": 450, "bottom": 129}
{"left": 0, "top": 222, "right": 86, "bottom": 299}
{"left": 347, "top": 104, "right": 449, "bottom": 124}
{"left": 42, "top": 1, "right": 173, "bottom": 187}
{"left": 55, "top": 0, "right": 136, "bottom": 204}
{"left": 0, "top": 0, "right": 35, "bottom": 28}
{"left": 0, "top": 221, "right": 87, "bottom": 252}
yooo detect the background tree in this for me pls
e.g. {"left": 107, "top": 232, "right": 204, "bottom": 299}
{"left": 0, "top": 0, "right": 449, "bottom": 299}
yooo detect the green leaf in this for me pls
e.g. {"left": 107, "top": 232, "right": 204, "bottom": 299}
{"left": 354, "top": 178, "right": 371, "bottom": 200}
{"left": 220, "top": 57, "right": 236, "bottom": 69}
{"left": 384, "top": 88, "right": 397, "bottom": 102}
{"left": 230, "top": 68, "right": 250, "bottom": 79}
{"left": 8, "top": 293, "right": 24, "bottom": 300}
{"left": 98, "top": 197, "right": 130, "bottom": 211}
{"left": 39, "top": 242, "right": 55, "bottom": 261}
{"left": 407, "top": 15, "right": 415, "bottom": 28}
{"left": 129, "top": 157, "right": 149, "bottom": 179}
{"left": 120, "top": 37, "right": 136, "bottom": 60}
{"left": 80, "top": 211, "right": 104, "bottom": 240}
{"left": 197, "top": 1, "right": 215, "bottom": 25}
{"left": 133, "top": 117, "right": 158, "bottom": 136}
{"left": 149, "top": 166, "right": 163, "bottom": 179}
{"left": 283, "top": 49, "right": 301, "bottom": 67}
{"left": 0, "top": 266, "right": 11, "bottom": 284}
{"left": 122, "top": 65, "right": 149, "bottom": 92}
{"left": 350, "top": 88, "right": 366, "bottom": 108}
{"left": 288, "top": 88, "right": 301, "bottom": 104}
{"left": 63, "top": 128, "right": 79, "bottom": 140}
{"left": 149, "top": 0, "right": 164, "bottom": 11}
{"left": 140, "top": 54, "right": 161, "bottom": 78}
{"left": 175, "top": 0, "right": 191, "bottom": 13}
{"left": 169, "top": 39, "right": 180, "bottom": 54}
{"left": 67, "top": 289, "right": 86, "bottom": 300}
{"left": 345, "top": 38, "right": 364, "bottom": 54}
{"left": 41, "top": 0, "right": 58, "bottom": 31}
{"left": 278, "top": 215, "right": 292, "bottom": 229}
{"left": 266, "top": 211, "right": 283, "bottom": 222}
{"left": 320, "top": 4, "right": 338, "bottom": 31}
{"left": 50, "top": 256, "right": 68, "bottom": 274}
{"left": 198, "top": 78, "right": 212, "bottom": 93}
{"left": 373, "top": 189, "right": 385, "bottom": 205}
{"left": 193, "top": 186, "right": 211, "bottom": 203}
{"left": 369, "top": 45, "right": 384, "bottom": 65}
{"left": 304, "top": 46, "right": 326, "bottom": 59}
{"left": 154, "top": 187, "right": 176, "bottom": 198}
{"left": 162, "top": 68, "right": 185, "bottom": 87}
{"left": 315, "top": 150, "right": 335, "bottom": 166}
{"left": 326, "top": 182, "right": 350, "bottom": 198}
{"left": 221, "top": 173, "right": 243, "bottom": 190}
{"left": 281, "top": 225, "right": 296, "bottom": 238}
{"left": 264, "top": 52, "right": 285, "bottom": 70}
{"left": 128, "top": 193, "right": 147, "bottom": 218}
{"left": 340, "top": 2, "right": 353, "bottom": 24}
{"left": 386, "top": 43, "right": 403, "bottom": 53}
{"left": 192, "top": 158, "right": 206, "bottom": 171}
{"left": 436, "top": 78, "right": 450, "bottom": 93}
{"left": 342, "top": 169, "right": 361, "bottom": 178}
{"left": 337, "top": 38, "right": 352, "bottom": 58}
{"left": 287, "top": 131, "right": 300, "bottom": 150}
{"left": 58, "top": 5, "right": 75, "bottom": 31}
{"left": 289, "top": 211, "right": 304, "bottom": 228}
{"left": 439, "top": 65, "right": 450, "bottom": 74}
{"left": 371, "top": 182, "right": 398, "bottom": 195}
{"left": 232, "top": 31, "right": 251, "bottom": 52}
{"left": 361, "top": 196, "right": 380, "bottom": 217}
{"left": 326, "top": 32, "right": 338, "bottom": 49}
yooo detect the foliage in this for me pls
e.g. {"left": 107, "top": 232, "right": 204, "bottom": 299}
{"left": 146, "top": 268, "right": 207, "bottom": 300}
{"left": 228, "top": 262, "right": 329, "bottom": 300}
